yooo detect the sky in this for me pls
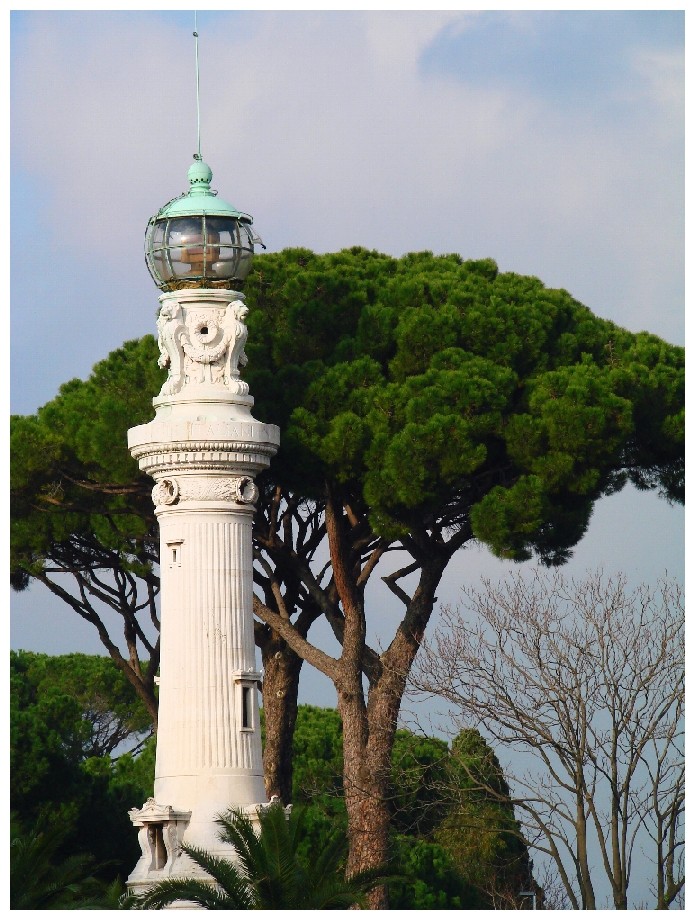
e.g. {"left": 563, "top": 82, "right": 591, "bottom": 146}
{"left": 10, "top": 3, "right": 684, "bottom": 656}
{"left": 10, "top": 7, "right": 684, "bottom": 420}
{"left": 8, "top": 8, "right": 685, "bottom": 908}
{"left": 10, "top": 2, "right": 685, "bottom": 644}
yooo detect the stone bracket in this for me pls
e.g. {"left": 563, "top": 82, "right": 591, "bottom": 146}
{"left": 128, "top": 798, "right": 192, "bottom": 879}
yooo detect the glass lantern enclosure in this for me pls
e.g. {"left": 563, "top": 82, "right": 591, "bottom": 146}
{"left": 145, "top": 214, "right": 255, "bottom": 290}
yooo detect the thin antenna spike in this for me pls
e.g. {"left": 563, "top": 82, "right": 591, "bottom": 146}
{"left": 194, "top": 12, "right": 201, "bottom": 159}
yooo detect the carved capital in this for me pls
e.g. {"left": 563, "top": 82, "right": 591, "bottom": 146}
{"left": 128, "top": 797, "right": 190, "bottom": 826}
{"left": 156, "top": 297, "right": 250, "bottom": 396}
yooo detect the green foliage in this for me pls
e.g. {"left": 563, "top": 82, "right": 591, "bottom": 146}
{"left": 285, "top": 706, "right": 530, "bottom": 909}
{"left": 12, "top": 663, "right": 530, "bottom": 911}
{"left": 10, "top": 248, "right": 683, "bottom": 903}
{"left": 287, "top": 705, "right": 346, "bottom": 864}
{"left": 127, "top": 802, "right": 390, "bottom": 910}
{"left": 10, "top": 249, "right": 683, "bottom": 698}
{"left": 291, "top": 705, "right": 344, "bottom": 796}
{"left": 388, "top": 835, "right": 482, "bottom": 909}
{"left": 10, "top": 339, "right": 162, "bottom": 725}
{"left": 241, "top": 248, "right": 684, "bottom": 558}
{"left": 10, "top": 336, "right": 162, "bottom": 587}
{"left": 11, "top": 650, "right": 151, "bottom": 761}
{"left": 11, "top": 247, "right": 683, "bottom": 616}
{"left": 10, "top": 652, "right": 155, "bottom": 880}
{"left": 390, "top": 730, "right": 450, "bottom": 837}
{"left": 10, "top": 811, "right": 123, "bottom": 909}
{"left": 435, "top": 730, "right": 535, "bottom": 907}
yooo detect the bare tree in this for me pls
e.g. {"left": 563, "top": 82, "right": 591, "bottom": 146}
{"left": 412, "top": 570, "right": 684, "bottom": 910}
{"left": 641, "top": 693, "right": 685, "bottom": 910}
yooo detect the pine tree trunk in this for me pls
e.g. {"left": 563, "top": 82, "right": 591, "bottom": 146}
{"left": 259, "top": 636, "right": 302, "bottom": 803}
{"left": 339, "top": 684, "right": 394, "bottom": 910}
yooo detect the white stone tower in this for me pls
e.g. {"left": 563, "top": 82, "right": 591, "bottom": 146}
{"left": 126, "top": 158, "right": 279, "bottom": 895}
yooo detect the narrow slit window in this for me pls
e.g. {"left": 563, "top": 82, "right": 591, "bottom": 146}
{"left": 168, "top": 540, "right": 183, "bottom": 569}
{"left": 241, "top": 685, "right": 252, "bottom": 729}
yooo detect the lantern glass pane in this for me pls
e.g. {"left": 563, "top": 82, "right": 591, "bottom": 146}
{"left": 146, "top": 213, "right": 256, "bottom": 287}
{"left": 211, "top": 247, "right": 238, "bottom": 278}
{"left": 151, "top": 222, "right": 166, "bottom": 246}
{"left": 236, "top": 248, "right": 253, "bottom": 280}
{"left": 152, "top": 250, "right": 174, "bottom": 282}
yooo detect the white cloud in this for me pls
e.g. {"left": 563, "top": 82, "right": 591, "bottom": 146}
{"left": 628, "top": 46, "right": 684, "bottom": 122}
{"left": 11, "top": 10, "right": 684, "bottom": 416}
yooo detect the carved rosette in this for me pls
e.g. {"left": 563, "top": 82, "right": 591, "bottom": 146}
{"left": 152, "top": 476, "right": 259, "bottom": 506}
{"left": 156, "top": 295, "right": 250, "bottom": 396}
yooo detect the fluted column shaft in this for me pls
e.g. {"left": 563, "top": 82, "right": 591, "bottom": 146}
{"left": 126, "top": 290, "right": 279, "bottom": 884}
{"left": 154, "top": 502, "right": 263, "bottom": 848}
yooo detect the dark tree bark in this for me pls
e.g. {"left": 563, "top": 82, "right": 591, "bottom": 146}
{"left": 252, "top": 486, "right": 327, "bottom": 804}
{"left": 256, "top": 630, "right": 303, "bottom": 803}
{"left": 252, "top": 486, "right": 469, "bottom": 908}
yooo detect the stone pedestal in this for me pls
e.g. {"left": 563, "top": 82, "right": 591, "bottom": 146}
{"left": 126, "top": 289, "right": 279, "bottom": 894}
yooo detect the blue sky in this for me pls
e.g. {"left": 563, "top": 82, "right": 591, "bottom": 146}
{"left": 10, "top": 2, "right": 684, "bottom": 650}
{"left": 10, "top": 10, "right": 683, "bottom": 416}
{"left": 11, "top": 1, "right": 684, "bottom": 667}
{"left": 9, "top": 10, "right": 685, "bottom": 906}
{"left": 422, "top": 11, "right": 683, "bottom": 101}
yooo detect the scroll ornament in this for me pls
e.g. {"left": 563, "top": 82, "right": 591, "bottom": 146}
{"left": 128, "top": 798, "right": 187, "bottom": 865}
{"left": 157, "top": 299, "right": 250, "bottom": 396}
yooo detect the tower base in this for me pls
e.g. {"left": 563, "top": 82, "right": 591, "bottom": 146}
{"left": 125, "top": 797, "right": 289, "bottom": 902}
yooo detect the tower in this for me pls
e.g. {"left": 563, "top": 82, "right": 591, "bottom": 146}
{"left": 125, "top": 157, "right": 279, "bottom": 895}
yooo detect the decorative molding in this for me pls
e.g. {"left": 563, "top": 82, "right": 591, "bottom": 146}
{"left": 132, "top": 439, "right": 279, "bottom": 456}
{"left": 233, "top": 670, "right": 263, "bottom": 683}
{"left": 128, "top": 798, "right": 192, "bottom": 878}
{"left": 152, "top": 478, "right": 179, "bottom": 506}
{"left": 131, "top": 442, "right": 279, "bottom": 482}
{"left": 248, "top": 797, "right": 293, "bottom": 820}
{"left": 129, "top": 797, "right": 181, "bottom": 824}
{"left": 151, "top": 475, "right": 259, "bottom": 506}
{"left": 156, "top": 298, "right": 251, "bottom": 396}
{"left": 231, "top": 476, "right": 259, "bottom": 505}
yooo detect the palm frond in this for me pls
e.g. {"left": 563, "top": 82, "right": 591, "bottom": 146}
{"left": 130, "top": 877, "right": 235, "bottom": 910}
{"left": 123, "top": 801, "right": 391, "bottom": 911}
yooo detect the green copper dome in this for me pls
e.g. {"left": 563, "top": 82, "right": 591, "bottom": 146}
{"left": 145, "top": 157, "right": 259, "bottom": 291}
{"left": 154, "top": 157, "right": 252, "bottom": 221}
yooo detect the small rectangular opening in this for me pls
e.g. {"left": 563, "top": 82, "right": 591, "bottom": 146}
{"left": 147, "top": 824, "right": 167, "bottom": 870}
{"left": 241, "top": 685, "right": 252, "bottom": 729}
{"left": 167, "top": 540, "right": 183, "bottom": 569}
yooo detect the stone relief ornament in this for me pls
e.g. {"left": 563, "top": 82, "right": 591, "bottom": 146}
{"left": 152, "top": 478, "right": 179, "bottom": 506}
{"left": 157, "top": 300, "right": 186, "bottom": 395}
{"left": 164, "top": 821, "right": 183, "bottom": 863}
{"left": 231, "top": 476, "right": 259, "bottom": 505}
{"left": 224, "top": 301, "right": 249, "bottom": 391}
{"left": 156, "top": 298, "right": 250, "bottom": 396}
{"left": 128, "top": 798, "right": 190, "bottom": 873}
{"left": 152, "top": 476, "right": 258, "bottom": 505}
